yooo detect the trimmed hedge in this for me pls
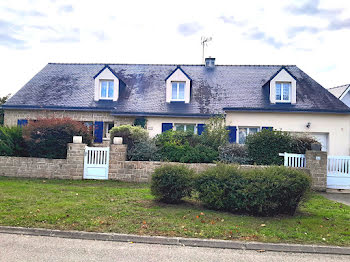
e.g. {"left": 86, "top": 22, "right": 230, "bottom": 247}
{"left": 218, "top": 143, "right": 252, "bottom": 164}
{"left": 194, "top": 164, "right": 311, "bottom": 216}
{"left": 246, "top": 129, "right": 292, "bottom": 165}
{"left": 22, "top": 118, "right": 92, "bottom": 159}
{"left": 151, "top": 164, "right": 194, "bottom": 203}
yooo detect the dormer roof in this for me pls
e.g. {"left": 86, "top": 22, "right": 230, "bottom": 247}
{"left": 165, "top": 66, "right": 192, "bottom": 81}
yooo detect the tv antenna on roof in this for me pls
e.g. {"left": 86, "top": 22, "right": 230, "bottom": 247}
{"left": 201, "top": 36, "right": 212, "bottom": 64}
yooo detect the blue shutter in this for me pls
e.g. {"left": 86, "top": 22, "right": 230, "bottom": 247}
{"left": 17, "top": 119, "right": 28, "bottom": 127}
{"left": 197, "top": 124, "right": 205, "bottom": 135}
{"left": 262, "top": 126, "right": 273, "bottom": 131}
{"left": 94, "top": 121, "right": 104, "bottom": 143}
{"left": 162, "top": 123, "right": 173, "bottom": 133}
{"left": 227, "top": 126, "right": 237, "bottom": 143}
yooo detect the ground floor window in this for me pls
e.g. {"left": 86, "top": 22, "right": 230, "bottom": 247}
{"left": 83, "top": 122, "right": 94, "bottom": 136}
{"left": 238, "top": 127, "right": 259, "bottom": 144}
{"left": 104, "top": 122, "right": 114, "bottom": 138}
{"left": 174, "top": 123, "right": 196, "bottom": 134}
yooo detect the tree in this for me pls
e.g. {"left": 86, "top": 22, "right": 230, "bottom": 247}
{"left": 0, "top": 94, "right": 10, "bottom": 126}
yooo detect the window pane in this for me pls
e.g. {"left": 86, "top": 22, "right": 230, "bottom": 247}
{"left": 283, "top": 83, "right": 290, "bottom": 101}
{"left": 101, "top": 81, "right": 107, "bottom": 97}
{"left": 179, "top": 83, "right": 185, "bottom": 100}
{"left": 239, "top": 128, "right": 247, "bottom": 144}
{"left": 108, "top": 81, "right": 114, "bottom": 98}
{"left": 172, "top": 83, "right": 178, "bottom": 99}
{"left": 276, "top": 83, "right": 281, "bottom": 101}
{"left": 175, "top": 124, "right": 184, "bottom": 131}
{"left": 186, "top": 124, "right": 195, "bottom": 133}
{"left": 249, "top": 128, "right": 258, "bottom": 135}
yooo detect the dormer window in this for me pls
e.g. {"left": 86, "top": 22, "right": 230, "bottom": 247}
{"left": 165, "top": 66, "right": 192, "bottom": 103}
{"left": 276, "top": 82, "right": 291, "bottom": 102}
{"left": 100, "top": 80, "right": 114, "bottom": 99}
{"left": 93, "top": 65, "right": 120, "bottom": 102}
{"left": 171, "top": 82, "right": 185, "bottom": 101}
{"left": 268, "top": 67, "right": 296, "bottom": 104}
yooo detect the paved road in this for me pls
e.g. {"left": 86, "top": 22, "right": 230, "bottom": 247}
{"left": 0, "top": 233, "right": 349, "bottom": 262}
{"left": 321, "top": 193, "right": 350, "bottom": 206}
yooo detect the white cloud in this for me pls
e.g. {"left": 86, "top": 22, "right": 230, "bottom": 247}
{"left": 0, "top": 0, "right": 350, "bottom": 97}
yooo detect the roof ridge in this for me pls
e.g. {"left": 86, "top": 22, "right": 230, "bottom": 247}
{"left": 47, "top": 62, "right": 296, "bottom": 67}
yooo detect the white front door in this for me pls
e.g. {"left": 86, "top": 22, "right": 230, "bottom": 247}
{"left": 84, "top": 147, "right": 109, "bottom": 180}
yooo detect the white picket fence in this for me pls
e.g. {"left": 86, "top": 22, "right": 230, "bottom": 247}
{"left": 279, "top": 152, "right": 306, "bottom": 168}
{"left": 327, "top": 155, "right": 350, "bottom": 189}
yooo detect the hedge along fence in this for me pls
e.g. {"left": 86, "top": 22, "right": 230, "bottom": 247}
{"left": 151, "top": 164, "right": 311, "bottom": 216}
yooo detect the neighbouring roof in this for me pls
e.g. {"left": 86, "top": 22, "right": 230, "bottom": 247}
{"left": 328, "top": 84, "right": 350, "bottom": 99}
{"left": 4, "top": 63, "right": 350, "bottom": 115}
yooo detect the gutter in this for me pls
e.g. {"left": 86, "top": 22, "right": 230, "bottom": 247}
{"left": 223, "top": 107, "right": 350, "bottom": 114}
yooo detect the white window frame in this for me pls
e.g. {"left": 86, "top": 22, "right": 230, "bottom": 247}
{"left": 171, "top": 81, "right": 186, "bottom": 101}
{"left": 275, "top": 82, "right": 291, "bottom": 103}
{"left": 100, "top": 80, "right": 114, "bottom": 100}
{"left": 173, "top": 123, "right": 198, "bottom": 134}
{"left": 238, "top": 127, "right": 260, "bottom": 144}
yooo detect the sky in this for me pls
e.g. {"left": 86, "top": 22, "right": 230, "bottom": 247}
{"left": 0, "top": 0, "right": 349, "bottom": 97}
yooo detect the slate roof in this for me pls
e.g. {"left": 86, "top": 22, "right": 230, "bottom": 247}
{"left": 328, "top": 84, "right": 350, "bottom": 99}
{"left": 4, "top": 63, "right": 350, "bottom": 116}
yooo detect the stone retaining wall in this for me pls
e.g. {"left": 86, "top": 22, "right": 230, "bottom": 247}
{"left": 0, "top": 142, "right": 324, "bottom": 191}
{"left": 0, "top": 143, "right": 85, "bottom": 180}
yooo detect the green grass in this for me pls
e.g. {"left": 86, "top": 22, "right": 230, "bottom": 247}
{"left": 0, "top": 177, "right": 349, "bottom": 246}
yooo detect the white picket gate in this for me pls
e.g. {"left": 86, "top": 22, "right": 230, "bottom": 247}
{"left": 279, "top": 152, "right": 306, "bottom": 168}
{"left": 327, "top": 156, "right": 350, "bottom": 189}
{"left": 83, "top": 147, "right": 110, "bottom": 180}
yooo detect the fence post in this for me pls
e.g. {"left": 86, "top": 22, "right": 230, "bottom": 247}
{"left": 305, "top": 150, "right": 327, "bottom": 191}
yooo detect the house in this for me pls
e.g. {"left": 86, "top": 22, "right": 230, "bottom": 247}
{"left": 328, "top": 84, "right": 350, "bottom": 107}
{"left": 3, "top": 58, "right": 350, "bottom": 155}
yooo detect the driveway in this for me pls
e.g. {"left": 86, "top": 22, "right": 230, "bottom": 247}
{"left": 320, "top": 193, "right": 350, "bottom": 206}
{"left": 0, "top": 233, "right": 349, "bottom": 262}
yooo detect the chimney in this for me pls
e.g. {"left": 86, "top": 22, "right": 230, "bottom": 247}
{"left": 205, "top": 57, "right": 215, "bottom": 68}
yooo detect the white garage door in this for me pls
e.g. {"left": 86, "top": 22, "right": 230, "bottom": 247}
{"left": 311, "top": 133, "right": 328, "bottom": 152}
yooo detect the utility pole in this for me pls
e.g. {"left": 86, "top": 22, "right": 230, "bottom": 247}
{"left": 201, "top": 36, "right": 212, "bottom": 64}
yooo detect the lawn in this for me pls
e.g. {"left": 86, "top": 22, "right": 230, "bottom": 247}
{"left": 0, "top": 177, "right": 349, "bottom": 246}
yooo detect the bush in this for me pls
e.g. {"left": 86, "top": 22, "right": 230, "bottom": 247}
{"left": 194, "top": 164, "right": 311, "bottom": 216}
{"left": 128, "top": 139, "right": 161, "bottom": 161}
{"left": 199, "top": 116, "right": 229, "bottom": 150}
{"left": 154, "top": 131, "right": 218, "bottom": 163}
{"left": 0, "top": 126, "right": 27, "bottom": 156}
{"left": 246, "top": 129, "right": 292, "bottom": 165}
{"left": 291, "top": 134, "right": 321, "bottom": 154}
{"left": 110, "top": 125, "right": 148, "bottom": 150}
{"left": 218, "top": 143, "right": 252, "bottom": 164}
{"left": 22, "top": 118, "right": 93, "bottom": 159}
{"left": 151, "top": 165, "right": 194, "bottom": 203}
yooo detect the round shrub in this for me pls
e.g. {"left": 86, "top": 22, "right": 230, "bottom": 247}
{"left": 218, "top": 143, "right": 252, "bottom": 164}
{"left": 22, "top": 118, "right": 92, "bottom": 159}
{"left": 246, "top": 129, "right": 292, "bottom": 165}
{"left": 194, "top": 164, "right": 311, "bottom": 216}
{"left": 110, "top": 125, "right": 148, "bottom": 150}
{"left": 151, "top": 164, "right": 194, "bottom": 203}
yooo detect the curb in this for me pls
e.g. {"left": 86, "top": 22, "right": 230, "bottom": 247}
{"left": 0, "top": 226, "right": 349, "bottom": 255}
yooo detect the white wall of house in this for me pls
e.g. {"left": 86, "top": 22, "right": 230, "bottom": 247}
{"left": 225, "top": 112, "right": 350, "bottom": 155}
